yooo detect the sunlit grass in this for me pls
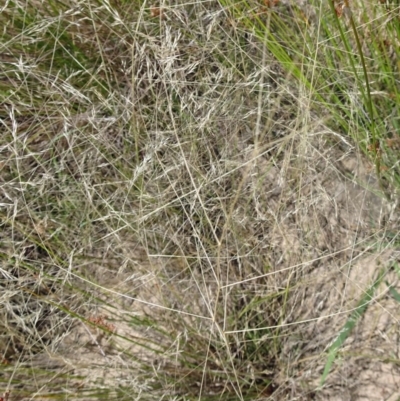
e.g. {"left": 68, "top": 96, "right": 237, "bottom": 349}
{"left": 1, "top": 0, "right": 400, "bottom": 399}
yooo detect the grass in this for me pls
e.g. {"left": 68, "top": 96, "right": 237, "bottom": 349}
{"left": 1, "top": 0, "right": 400, "bottom": 400}
{"left": 320, "top": 266, "right": 386, "bottom": 387}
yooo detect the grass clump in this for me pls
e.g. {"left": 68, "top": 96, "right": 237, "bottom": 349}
{"left": 1, "top": 0, "right": 400, "bottom": 400}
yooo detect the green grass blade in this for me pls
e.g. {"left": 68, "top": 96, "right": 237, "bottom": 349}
{"left": 387, "top": 283, "right": 400, "bottom": 303}
{"left": 320, "top": 268, "right": 385, "bottom": 387}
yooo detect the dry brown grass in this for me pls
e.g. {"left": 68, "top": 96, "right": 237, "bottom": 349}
{"left": 1, "top": 0, "right": 400, "bottom": 400}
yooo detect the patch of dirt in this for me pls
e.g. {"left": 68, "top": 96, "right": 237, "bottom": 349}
{"left": 265, "top": 136, "right": 400, "bottom": 400}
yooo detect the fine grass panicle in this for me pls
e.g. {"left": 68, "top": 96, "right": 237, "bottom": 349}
{"left": 1, "top": 0, "right": 400, "bottom": 400}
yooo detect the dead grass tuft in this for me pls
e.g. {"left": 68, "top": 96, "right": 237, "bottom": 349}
{"left": 1, "top": 0, "right": 400, "bottom": 400}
